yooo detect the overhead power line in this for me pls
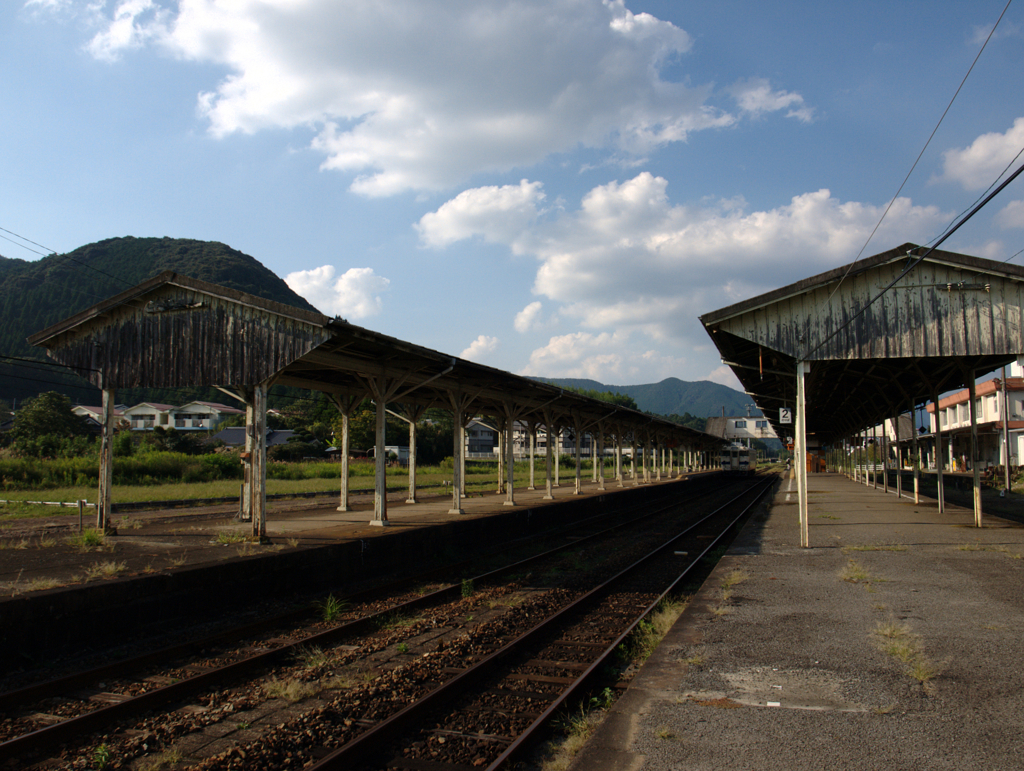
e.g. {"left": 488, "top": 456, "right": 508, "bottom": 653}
{"left": 828, "top": 0, "right": 1014, "bottom": 302}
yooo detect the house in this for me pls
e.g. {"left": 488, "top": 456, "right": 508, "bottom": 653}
{"left": 121, "top": 401, "right": 243, "bottom": 431}
{"left": 122, "top": 402, "right": 178, "bottom": 431}
{"left": 925, "top": 365, "right": 1024, "bottom": 470}
{"left": 72, "top": 404, "right": 127, "bottom": 429}
{"left": 172, "top": 401, "right": 244, "bottom": 430}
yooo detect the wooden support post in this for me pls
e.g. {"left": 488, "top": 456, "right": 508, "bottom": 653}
{"left": 553, "top": 425, "right": 561, "bottom": 488}
{"left": 251, "top": 381, "right": 269, "bottom": 541}
{"left": 631, "top": 432, "right": 638, "bottom": 485}
{"left": 504, "top": 417, "right": 516, "bottom": 506}
{"left": 543, "top": 409, "right": 555, "bottom": 500}
{"left": 241, "top": 388, "right": 254, "bottom": 521}
{"left": 448, "top": 389, "right": 474, "bottom": 514}
{"left": 932, "top": 388, "right": 945, "bottom": 514}
{"left": 968, "top": 370, "right": 982, "bottom": 527}
{"left": 528, "top": 421, "right": 537, "bottom": 491}
{"left": 97, "top": 388, "right": 115, "bottom": 533}
{"left": 597, "top": 424, "right": 606, "bottom": 491}
{"left": 911, "top": 399, "right": 920, "bottom": 504}
{"left": 615, "top": 425, "right": 623, "bottom": 487}
{"left": 883, "top": 417, "right": 890, "bottom": 495}
{"left": 797, "top": 361, "right": 809, "bottom": 548}
{"left": 328, "top": 393, "right": 361, "bottom": 512}
{"left": 573, "top": 412, "right": 583, "bottom": 495}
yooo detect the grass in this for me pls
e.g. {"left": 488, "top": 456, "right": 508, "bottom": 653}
{"left": 461, "top": 578, "right": 475, "bottom": 598}
{"left": 957, "top": 543, "right": 1023, "bottom": 559}
{"left": 67, "top": 529, "right": 106, "bottom": 552}
{"left": 296, "top": 645, "right": 332, "bottom": 669}
{"left": 138, "top": 748, "right": 184, "bottom": 770}
{"left": 839, "top": 559, "right": 877, "bottom": 584}
{"left": 23, "top": 577, "right": 66, "bottom": 592}
{"left": 540, "top": 689, "right": 617, "bottom": 771}
{"left": 83, "top": 560, "right": 127, "bottom": 581}
{"left": 316, "top": 594, "right": 349, "bottom": 622}
{"left": 0, "top": 462, "right": 520, "bottom": 518}
{"left": 215, "top": 531, "right": 247, "bottom": 544}
{"left": 843, "top": 544, "right": 908, "bottom": 553}
{"left": 872, "top": 619, "right": 941, "bottom": 686}
{"left": 263, "top": 676, "right": 320, "bottom": 702}
{"left": 619, "top": 596, "right": 688, "bottom": 663}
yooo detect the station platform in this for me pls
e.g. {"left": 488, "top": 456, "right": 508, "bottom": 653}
{"left": 572, "top": 471, "right": 1024, "bottom": 770}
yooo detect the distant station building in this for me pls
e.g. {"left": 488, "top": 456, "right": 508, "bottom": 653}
{"left": 924, "top": 362, "right": 1024, "bottom": 472}
{"left": 704, "top": 415, "right": 777, "bottom": 448}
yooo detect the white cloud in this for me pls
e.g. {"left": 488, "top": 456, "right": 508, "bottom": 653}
{"left": 460, "top": 334, "right": 499, "bottom": 361}
{"left": 72, "top": 0, "right": 749, "bottom": 195}
{"left": 728, "top": 77, "right": 814, "bottom": 123}
{"left": 85, "top": 0, "right": 168, "bottom": 62}
{"left": 520, "top": 331, "right": 627, "bottom": 379}
{"left": 969, "top": 20, "right": 1022, "bottom": 46}
{"left": 416, "top": 180, "right": 545, "bottom": 248}
{"left": 284, "top": 265, "right": 390, "bottom": 319}
{"left": 705, "top": 365, "right": 742, "bottom": 390}
{"left": 938, "top": 117, "right": 1024, "bottom": 190}
{"left": 996, "top": 200, "right": 1024, "bottom": 229}
{"left": 514, "top": 301, "right": 544, "bottom": 333}
{"left": 427, "top": 171, "right": 951, "bottom": 382}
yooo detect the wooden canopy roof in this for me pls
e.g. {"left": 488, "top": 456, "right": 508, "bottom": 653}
{"left": 700, "top": 243, "right": 1024, "bottom": 445}
{"left": 30, "top": 272, "right": 717, "bottom": 449}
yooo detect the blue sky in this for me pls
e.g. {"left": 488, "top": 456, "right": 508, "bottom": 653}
{"left": 3, "top": 1, "right": 1023, "bottom": 389}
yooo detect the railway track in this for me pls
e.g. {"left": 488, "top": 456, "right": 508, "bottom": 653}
{"left": 0, "top": 474, "right": 773, "bottom": 770}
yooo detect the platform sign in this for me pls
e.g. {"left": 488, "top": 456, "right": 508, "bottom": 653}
{"left": 780, "top": 407, "right": 793, "bottom": 424}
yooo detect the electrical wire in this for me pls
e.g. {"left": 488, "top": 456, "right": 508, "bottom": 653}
{"left": 826, "top": 0, "right": 1014, "bottom": 302}
{"left": 0, "top": 224, "right": 134, "bottom": 290}
{"left": 803, "top": 158, "right": 1024, "bottom": 361}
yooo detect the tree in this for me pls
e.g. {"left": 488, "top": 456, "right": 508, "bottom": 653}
{"left": 8, "top": 391, "right": 92, "bottom": 457}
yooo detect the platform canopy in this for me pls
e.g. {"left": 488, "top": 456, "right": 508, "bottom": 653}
{"left": 29, "top": 271, "right": 715, "bottom": 449}
{"left": 700, "top": 243, "right": 1024, "bottom": 446}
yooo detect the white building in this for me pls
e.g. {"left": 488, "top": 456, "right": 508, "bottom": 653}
{"left": 121, "top": 401, "right": 243, "bottom": 431}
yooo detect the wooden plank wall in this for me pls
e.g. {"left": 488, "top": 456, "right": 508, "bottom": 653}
{"left": 718, "top": 260, "right": 1024, "bottom": 361}
{"left": 42, "top": 287, "right": 332, "bottom": 389}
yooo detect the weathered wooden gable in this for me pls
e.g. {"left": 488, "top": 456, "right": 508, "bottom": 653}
{"left": 712, "top": 258, "right": 1024, "bottom": 362}
{"left": 36, "top": 283, "right": 332, "bottom": 389}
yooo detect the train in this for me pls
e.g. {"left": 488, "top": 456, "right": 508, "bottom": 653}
{"left": 720, "top": 443, "right": 757, "bottom": 475}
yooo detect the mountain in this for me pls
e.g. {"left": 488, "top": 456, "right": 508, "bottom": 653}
{"left": 537, "top": 376, "right": 760, "bottom": 419}
{"left": 0, "top": 236, "right": 319, "bottom": 404}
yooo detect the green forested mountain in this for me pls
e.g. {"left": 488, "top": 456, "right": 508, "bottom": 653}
{"left": 537, "top": 376, "right": 758, "bottom": 419}
{"left": 0, "top": 236, "right": 319, "bottom": 405}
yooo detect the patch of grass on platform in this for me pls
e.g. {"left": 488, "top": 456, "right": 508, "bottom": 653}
{"left": 839, "top": 559, "right": 878, "bottom": 584}
{"left": 873, "top": 619, "right": 941, "bottom": 687}
{"left": 843, "top": 543, "right": 907, "bottom": 553}
{"left": 67, "top": 529, "right": 106, "bottom": 552}
{"left": 956, "top": 543, "right": 1022, "bottom": 559}
{"left": 82, "top": 560, "right": 126, "bottom": 581}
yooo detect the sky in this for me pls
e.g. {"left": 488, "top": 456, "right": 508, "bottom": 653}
{"left": 3, "top": 1, "right": 1023, "bottom": 391}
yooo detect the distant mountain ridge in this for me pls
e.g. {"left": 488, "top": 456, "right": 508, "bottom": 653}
{"left": 0, "top": 236, "right": 319, "bottom": 403}
{"left": 536, "top": 376, "right": 760, "bottom": 419}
